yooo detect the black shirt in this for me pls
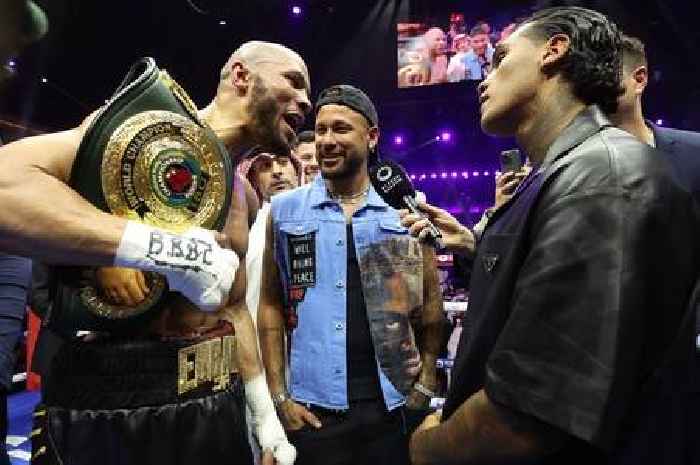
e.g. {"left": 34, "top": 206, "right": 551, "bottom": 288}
{"left": 444, "top": 107, "right": 700, "bottom": 464}
{"left": 345, "top": 223, "right": 382, "bottom": 401}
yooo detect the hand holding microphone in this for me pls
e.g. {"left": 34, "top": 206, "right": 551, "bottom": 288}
{"left": 399, "top": 201, "right": 476, "bottom": 256}
{"left": 369, "top": 160, "right": 444, "bottom": 249}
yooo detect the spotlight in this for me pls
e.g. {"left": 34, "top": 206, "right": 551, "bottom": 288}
{"left": 461, "top": 171, "right": 469, "bottom": 178}
{"left": 419, "top": 174, "right": 426, "bottom": 180}
{"left": 394, "top": 135, "right": 403, "bottom": 145}
{"left": 8, "top": 60, "right": 16, "bottom": 67}
{"left": 440, "top": 172, "right": 447, "bottom": 179}
{"left": 292, "top": 5, "right": 302, "bottom": 15}
{"left": 451, "top": 172, "right": 457, "bottom": 178}
{"left": 410, "top": 174, "right": 416, "bottom": 180}
{"left": 41, "top": 77, "right": 47, "bottom": 83}
{"left": 656, "top": 119, "right": 663, "bottom": 125}
{"left": 219, "top": 19, "right": 227, "bottom": 25}
{"left": 472, "top": 171, "right": 479, "bottom": 177}
{"left": 483, "top": 171, "right": 489, "bottom": 176}
{"left": 430, "top": 173, "right": 437, "bottom": 179}
{"left": 434, "top": 135, "right": 441, "bottom": 141}
{"left": 440, "top": 131, "right": 451, "bottom": 142}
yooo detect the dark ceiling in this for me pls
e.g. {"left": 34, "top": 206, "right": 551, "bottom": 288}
{"left": 1, "top": 0, "right": 697, "bottom": 221}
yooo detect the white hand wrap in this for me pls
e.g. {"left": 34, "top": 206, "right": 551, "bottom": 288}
{"left": 114, "top": 221, "right": 239, "bottom": 312}
{"left": 245, "top": 375, "right": 296, "bottom": 465}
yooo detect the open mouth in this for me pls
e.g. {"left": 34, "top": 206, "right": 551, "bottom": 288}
{"left": 282, "top": 112, "right": 303, "bottom": 135}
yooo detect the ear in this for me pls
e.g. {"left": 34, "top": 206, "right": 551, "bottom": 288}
{"left": 541, "top": 33, "right": 571, "bottom": 72}
{"left": 367, "top": 126, "right": 380, "bottom": 152}
{"left": 229, "top": 62, "right": 251, "bottom": 95}
{"left": 631, "top": 65, "right": 648, "bottom": 96}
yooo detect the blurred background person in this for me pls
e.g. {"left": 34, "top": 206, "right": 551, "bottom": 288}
{"left": 446, "top": 34, "right": 472, "bottom": 82}
{"left": 463, "top": 24, "right": 495, "bottom": 80}
{"left": 0, "top": 0, "right": 47, "bottom": 86}
{"left": 294, "top": 130, "right": 320, "bottom": 184}
{"left": 397, "top": 37, "right": 431, "bottom": 87}
{"left": 0, "top": 2, "right": 46, "bottom": 463}
{"left": 423, "top": 27, "right": 449, "bottom": 84}
{"left": 609, "top": 34, "right": 700, "bottom": 204}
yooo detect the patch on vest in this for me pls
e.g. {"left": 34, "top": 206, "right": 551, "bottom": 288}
{"left": 288, "top": 232, "right": 316, "bottom": 288}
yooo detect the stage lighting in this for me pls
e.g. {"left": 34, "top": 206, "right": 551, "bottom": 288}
{"left": 440, "top": 131, "right": 451, "bottom": 142}
{"left": 8, "top": 60, "right": 16, "bottom": 67}
{"left": 394, "top": 135, "right": 403, "bottom": 145}
{"left": 461, "top": 172, "right": 469, "bottom": 178}
{"left": 410, "top": 174, "right": 416, "bottom": 180}
{"left": 483, "top": 171, "right": 489, "bottom": 176}
{"left": 472, "top": 171, "right": 479, "bottom": 177}
{"left": 430, "top": 173, "right": 437, "bottom": 179}
{"left": 292, "top": 5, "right": 302, "bottom": 15}
{"left": 440, "top": 172, "right": 447, "bottom": 179}
{"left": 41, "top": 77, "right": 47, "bottom": 83}
{"left": 451, "top": 172, "right": 457, "bottom": 178}
{"left": 219, "top": 19, "right": 227, "bottom": 25}
{"left": 656, "top": 119, "right": 663, "bottom": 125}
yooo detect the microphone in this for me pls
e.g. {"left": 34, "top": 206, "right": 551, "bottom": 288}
{"left": 369, "top": 159, "right": 444, "bottom": 249}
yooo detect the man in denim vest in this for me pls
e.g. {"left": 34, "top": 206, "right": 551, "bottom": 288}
{"left": 258, "top": 85, "right": 444, "bottom": 465}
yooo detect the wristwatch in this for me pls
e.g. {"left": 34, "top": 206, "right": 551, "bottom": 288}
{"left": 272, "top": 391, "right": 291, "bottom": 408}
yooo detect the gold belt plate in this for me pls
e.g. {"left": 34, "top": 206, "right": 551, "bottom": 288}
{"left": 178, "top": 335, "right": 238, "bottom": 395}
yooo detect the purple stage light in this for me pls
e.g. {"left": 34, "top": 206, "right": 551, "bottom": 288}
{"left": 430, "top": 173, "right": 437, "bottom": 179}
{"left": 451, "top": 172, "right": 457, "bottom": 178}
{"left": 461, "top": 171, "right": 469, "bottom": 178}
{"left": 291, "top": 5, "right": 302, "bottom": 15}
{"left": 472, "top": 171, "right": 479, "bottom": 177}
{"left": 656, "top": 119, "right": 663, "bottom": 125}
{"left": 434, "top": 135, "right": 441, "bottom": 141}
{"left": 410, "top": 174, "right": 416, "bottom": 180}
{"left": 8, "top": 60, "right": 16, "bottom": 67}
{"left": 440, "top": 131, "right": 452, "bottom": 142}
{"left": 483, "top": 171, "right": 490, "bottom": 176}
{"left": 420, "top": 174, "right": 426, "bottom": 180}
{"left": 440, "top": 172, "right": 447, "bottom": 179}
{"left": 394, "top": 135, "right": 403, "bottom": 145}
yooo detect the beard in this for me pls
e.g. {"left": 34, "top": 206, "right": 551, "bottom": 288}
{"left": 248, "top": 76, "right": 291, "bottom": 157}
{"left": 321, "top": 150, "right": 366, "bottom": 180}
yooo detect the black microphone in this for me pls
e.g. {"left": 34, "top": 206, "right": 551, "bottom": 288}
{"left": 369, "top": 159, "right": 444, "bottom": 249}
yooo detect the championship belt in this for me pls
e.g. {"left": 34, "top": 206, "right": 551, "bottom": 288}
{"left": 48, "top": 57, "right": 233, "bottom": 332}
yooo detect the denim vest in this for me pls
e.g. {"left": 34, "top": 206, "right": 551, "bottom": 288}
{"left": 271, "top": 175, "right": 424, "bottom": 410}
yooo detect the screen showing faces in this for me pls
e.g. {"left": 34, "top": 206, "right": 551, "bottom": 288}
{"left": 397, "top": 13, "right": 517, "bottom": 88}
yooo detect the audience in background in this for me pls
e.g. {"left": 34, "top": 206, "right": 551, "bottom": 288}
{"left": 293, "top": 130, "right": 320, "bottom": 184}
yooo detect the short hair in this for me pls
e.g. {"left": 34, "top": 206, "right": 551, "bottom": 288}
{"left": 470, "top": 25, "right": 488, "bottom": 37}
{"left": 519, "top": 7, "right": 624, "bottom": 114}
{"left": 621, "top": 34, "right": 647, "bottom": 73}
{"left": 296, "top": 130, "right": 315, "bottom": 144}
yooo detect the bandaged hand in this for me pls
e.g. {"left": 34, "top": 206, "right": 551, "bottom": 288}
{"left": 245, "top": 375, "right": 297, "bottom": 465}
{"left": 114, "top": 221, "right": 239, "bottom": 312}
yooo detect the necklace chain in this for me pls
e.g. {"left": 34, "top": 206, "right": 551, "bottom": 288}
{"left": 328, "top": 186, "right": 369, "bottom": 203}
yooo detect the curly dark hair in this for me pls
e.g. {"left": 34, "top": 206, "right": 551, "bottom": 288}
{"left": 520, "top": 6, "right": 624, "bottom": 114}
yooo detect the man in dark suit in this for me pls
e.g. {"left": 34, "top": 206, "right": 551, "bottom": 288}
{"left": 609, "top": 33, "right": 700, "bottom": 462}
{"left": 404, "top": 7, "right": 700, "bottom": 465}
{"left": 609, "top": 34, "right": 700, "bottom": 204}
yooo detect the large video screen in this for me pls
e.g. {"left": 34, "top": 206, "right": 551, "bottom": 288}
{"left": 397, "top": 13, "right": 517, "bottom": 88}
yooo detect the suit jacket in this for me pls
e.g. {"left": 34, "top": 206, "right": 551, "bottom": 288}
{"left": 650, "top": 123, "right": 700, "bottom": 205}
{"left": 444, "top": 107, "right": 700, "bottom": 463}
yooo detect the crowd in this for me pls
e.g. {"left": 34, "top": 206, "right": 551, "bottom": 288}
{"left": 398, "top": 14, "right": 519, "bottom": 87}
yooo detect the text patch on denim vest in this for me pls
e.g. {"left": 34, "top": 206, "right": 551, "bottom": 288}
{"left": 288, "top": 232, "right": 316, "bottom": 288}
